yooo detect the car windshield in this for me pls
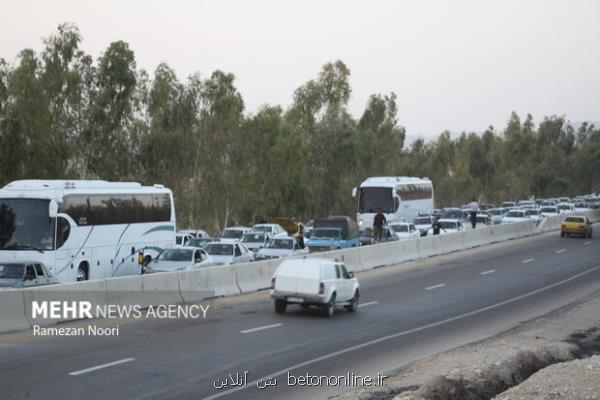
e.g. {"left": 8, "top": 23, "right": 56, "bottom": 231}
{"left": 507, "top": 211, "right": 525, "bottom": 217}
{"left": 0, "top": 198, "right": 54, "bottom": 251}
{"left": 565, "top": 217, "right": 584, "bottom": 223}
{"left": 252, "top": 226, "right": 271, "bottom": 233}
{"left": 558, "top": 205, "right": 571, "bottom": 210}
{"left": 0, "top": 263, "right": 24, "bottom": 279}
{"left": 242, "top": 233, "right": 266, "bottom": 243}
{"left": 267, "top": 239, "right": 293, "bottom": 249}
{"left": 359, "top": 187, "right": 393, "bottom": 213}
{"left": 489, "top": 209, "right": 503, "bottom": 215}
{"left": 502, "top": 202, "right": 515, "bottom": 207}
{"left": 221, "top": 229, "right": 244, "bottom": 239}
{"left": 442, "top": 210, "right": 464, "bottom": 219}
{"left": 541, "top": 207, "right": 556, "bottom": 213}
{"left": 391, "top": 224, "right": 408, "bottom": 232}
{"left": 526, "top": 210, "right": 540, "bottom": 216}
{"left": 440, "top": 221, "right": 457, "bottom": 229}
{"left": 310, "top": 229, "right": 342, "bottom": 240}
{"left": 159, "top": 249, "right": 192, "bottom": 262}
{"left": 205, "top": 243, "right": 234, "bottom": 256}
{"left": 414, "top": 217, "right": 431, "bottom": 224}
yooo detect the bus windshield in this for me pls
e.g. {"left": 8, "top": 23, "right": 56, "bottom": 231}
{"left": 0, "top": 199, "right": 54, "bottom": 251}
{"left": 359, "top": 187, "right": 393, "bottom": 213}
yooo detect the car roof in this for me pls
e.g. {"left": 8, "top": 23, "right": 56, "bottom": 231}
{"left": 438, "top": 218, "right": 460, "bottom": 223}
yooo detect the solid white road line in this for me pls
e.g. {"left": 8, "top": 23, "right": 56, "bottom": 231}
{"left": 522, "top": 258, "right": 535, "bottom": 264}
{"left": 425, "top": 283, "right": 446, "bottom": 291}
{"left": 584, "top": 241, "right": 592, "bottom": 245}
{"left": 556, "top": 249, "right": 567, "bottom": 254}
{"left": 358, "top": 301, "right": 379, "bottom": 308}
{"left": 480, "top": 269, "right": 496, "bottom": 275}
{"left": 68, "top": 358, "right": 135, "bottom": 376}
{"left": 203, "top": 265, "right": 600, "bottom": 400}
{"left": 240, "top": 323, "right": 283, "bottom": 334}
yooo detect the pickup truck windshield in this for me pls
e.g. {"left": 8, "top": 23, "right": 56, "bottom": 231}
{"left": 0, "top": 199, "right": 54, "bottom": 251}
{"left": 310, "top": 229, "right": 342, "bottom": 240}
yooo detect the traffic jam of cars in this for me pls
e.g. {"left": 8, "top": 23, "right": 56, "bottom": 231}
{"left": 0, "top": 177, "right": 597, "bottom": 308}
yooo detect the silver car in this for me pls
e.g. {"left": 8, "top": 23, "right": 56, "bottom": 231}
{"left": 0, "top": 262, "right": 58, "bottom": 289}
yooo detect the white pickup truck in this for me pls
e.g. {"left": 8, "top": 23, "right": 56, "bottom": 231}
{"left": 270, "top": 258, "right": 360, "bottom": 317}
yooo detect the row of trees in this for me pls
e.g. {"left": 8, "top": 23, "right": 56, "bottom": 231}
{"left": 1, "top": 24, "right": 598, "bottom": 231}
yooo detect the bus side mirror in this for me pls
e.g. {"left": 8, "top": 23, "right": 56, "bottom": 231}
{"left": 352, "top": 187, "right": 357, "bottom": 198}
{"left": 49, "top": 200, "right": 58, "bottom": 218}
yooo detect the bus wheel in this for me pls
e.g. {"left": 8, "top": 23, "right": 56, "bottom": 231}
{"left": 77, "top": 262, "right": 89, "bottom": 281}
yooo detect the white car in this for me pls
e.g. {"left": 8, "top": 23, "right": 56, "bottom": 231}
{"left": 255, "top": 237, "right": 308, "bottom": 260}
{"left": 175, "top": 232, "right": 193, "bottom": 247}
{"left": 240, "top": 232, "right": 271, "bottom": 251}
{"left": 501, "top": 209, "right": 529, "bottom": 223}
{"left": 488, "top": 208, "right": 507, "bottom": 224}
{"left": 413, "top": 215, "right": 435, "bottom": 236}
{"left": 525, "top": 209, "right": 543, "bottom": 222}
{"left": 178, "top": 229, "right": 210, "bottom": 239}
{"left": 388, "top": 222, "right": 420, "bottom": 240}
{"left": 251, "top": 223, "right": 288, "bottom": 238}
{"left": 426, "top": 219, "right": 464, "bottom": 235}
{"left": 558, "top": 203, "right": 575, "bottom": 214}
{"left": 474, "top": 214, "right": 492, "bottom": 227}
{"left": 146, "top": 247, "right": 214, "bottom": 273}
{"left": 204, "top": 242, "right": 254, "bottom": 265}
{"left": 270, "top": 258, "right": 360, "bottom": 317}
{"left": 517, "top": 200, "right": 536, "bottom": 208}
{"left": 219, "top": 227, "right": 252, "bottom": 244}
{"left": 540, "top": 205, "right": 559, "bottom": 217}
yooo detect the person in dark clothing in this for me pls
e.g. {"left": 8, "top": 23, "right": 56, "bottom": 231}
{"left": 431, "top": 217, "right": 446, "bottom": 235}
{"left": 373, "top": 209, "right": 387, "bottom": 242}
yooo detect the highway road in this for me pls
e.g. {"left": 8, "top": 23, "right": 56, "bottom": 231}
{"left": 0, "top": 230, "right": 598, "bottom": 400}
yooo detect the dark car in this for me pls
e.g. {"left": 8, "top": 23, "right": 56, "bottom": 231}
{"left": 0, "top": 262, "right": 58, "bottom": 289}
{"left": 358, "top": 227, "right": 396, "bottom": 246}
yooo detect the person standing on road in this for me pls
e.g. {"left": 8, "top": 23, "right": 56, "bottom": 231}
{"left": 431, "top": 217, "right": 446, "bottom": 235}
{"left": 467, "top": 198, "right": 479, "bottom": 229}
{"left": 373, "top": 209, "right": 387, "bottom": 242}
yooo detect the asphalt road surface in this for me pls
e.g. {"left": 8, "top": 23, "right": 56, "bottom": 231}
{"left": 0, "top": 230, "right": 598, "bottom": 400}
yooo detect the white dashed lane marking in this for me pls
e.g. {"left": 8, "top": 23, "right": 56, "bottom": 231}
{"left": 425, "top": 283, "right": 446, "bottom": 291}
{"left": 240, "top": 323, "right": 283, "bottom": 334}
{"left": 69, "top": 358, "right": 135, "bottom": 376}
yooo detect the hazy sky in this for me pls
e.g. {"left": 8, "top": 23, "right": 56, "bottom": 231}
{"left": 1, "top": 0, "right": 599, "bottom": 138}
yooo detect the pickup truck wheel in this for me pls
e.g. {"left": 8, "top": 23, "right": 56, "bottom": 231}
{"left": 274, "top": 300, "right": 287, "bottom": 314}
{"left": 346, "top": 291, "right": 359, "bottom": 313}
{"left": 323, "top": 294, "right": 336, "bottom": 318}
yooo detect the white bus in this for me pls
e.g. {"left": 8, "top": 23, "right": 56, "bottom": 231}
{"left": 0, "top": 180, "right": 176, "bottom": 283}
{"left": 353, "top": 177, "right": 434, "bottom": 229}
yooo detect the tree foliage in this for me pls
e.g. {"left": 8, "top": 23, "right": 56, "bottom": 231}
{"left": 0, "top": 24, "right": 598, "bottom": 231}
